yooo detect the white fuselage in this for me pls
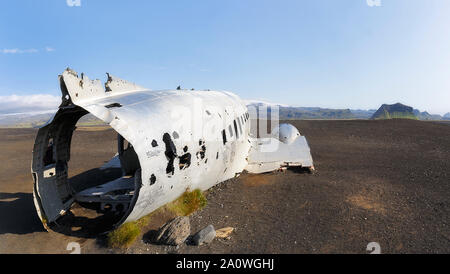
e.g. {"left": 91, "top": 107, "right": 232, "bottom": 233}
{"left": 32, "top": 69, "right": 312, "bottom": 230}
{"left": 91, "top": 89, "right": 252, "bottom": 222}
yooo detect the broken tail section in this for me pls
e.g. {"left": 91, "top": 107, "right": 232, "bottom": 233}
{"left": 59, "top": 68, "right": 147, "bottom": 106}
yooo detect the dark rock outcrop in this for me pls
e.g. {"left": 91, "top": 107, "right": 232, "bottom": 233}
{"left": 371, "top": 103, "right": 417, "bottom": 120}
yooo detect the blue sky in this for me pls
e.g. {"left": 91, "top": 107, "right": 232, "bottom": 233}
{"left": 1, "top": 0, "right": 449, "bottom": 115}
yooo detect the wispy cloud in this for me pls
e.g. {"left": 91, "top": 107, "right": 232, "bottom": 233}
{"left": 0, "top": 94, "right": 60, "bottom": 115}
{"left": 1, "top": 47, "right": 56, "bottom": 54}
{"left": 1, "top": 48, "right": 38, "bottom": 54}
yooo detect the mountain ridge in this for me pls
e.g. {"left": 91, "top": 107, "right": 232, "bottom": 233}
{"left": 0, "top": 101, "right": 447, "bottom": 128}
{"left": 371, "top": 103, "right": 418, "bottom": 120}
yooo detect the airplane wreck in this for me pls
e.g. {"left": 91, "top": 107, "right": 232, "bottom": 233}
{"left": 31, "top": 69, "right": 314, "bottom": 231}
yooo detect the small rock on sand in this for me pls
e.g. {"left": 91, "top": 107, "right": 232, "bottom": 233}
{"left": 215, "top": 227, "right": 234, "bottom": 238}
{"left": 154, "top": 216, "right": 190, "bottom": 246}
{"left": 192, "top": 225, "right": 216, "bottom": 245}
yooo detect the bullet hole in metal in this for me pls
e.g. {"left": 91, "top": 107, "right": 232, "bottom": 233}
{"left": 105, "top": 103, "right": 122, "bottom": 108}
{"left": 179, "top": 153, "right": 191, "bottom": 170}
{"left": 150, "top": 174, "right": 156, "bottom": 185}
{"left": 163, "top": 133, "right": 177, "bottom": 175}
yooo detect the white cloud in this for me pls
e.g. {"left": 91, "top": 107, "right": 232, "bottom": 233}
{"left": 1, "top": 48, "right": 39, "bottom": 54}
{"left": 0, "top": 94, "right": 61, "bottom": 115}
{"left": 1, "top": 47, "right": 55, "bottom": 54}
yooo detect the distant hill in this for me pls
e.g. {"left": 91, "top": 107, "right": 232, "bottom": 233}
{"left": 0, "top": 112, "right": 105, "bottom": 128}
{"left": 350, "top": 109, "right": 377, "bottom": 119}
{"left": 0, "top": 112, "right": 54, "bottom": 128}
{"left": 247, "top": 101, "right": 377, "bottom": 120}
{"left": 413, "top": 109, "right": 443, "bottom": 121}
{"left": 278, "top": 107, "right": 357, "bottom": 119}
{"left": 371, "top": 103, "right": 418, "bottom": 120}
{"left": 0, "top": 101, "right": 446, "bottom": 127}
